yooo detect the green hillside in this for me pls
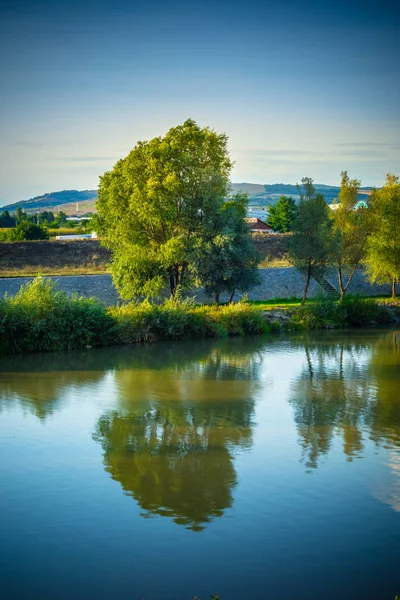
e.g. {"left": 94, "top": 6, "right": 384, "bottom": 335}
{"left": 2, "top": 183, "right": 373, "bottom": 214}
{"left": 2, "top": 189, "right": 98, "bottom": 213}
{"left": 231, "top": 182, "right": 372, "bottom": 206}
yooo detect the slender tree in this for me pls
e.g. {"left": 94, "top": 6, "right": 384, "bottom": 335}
{"left": 97, "top": 119, "right": 232, "bottom": 299}
{"left": 194, "top": 193, "right": 261, "bottom": 304}
{"left": 334, "top": 171, "right": 369, "bottom": 299}
{"left": 365, "top": 173, "right": 400, "bottom": 299}
{"left": 297, "top": 176, "right": 316, "bottom": 201}
{"left": 15, "top": 207, "right": 26, "bottom": 224}
{"left": 288, "top": 181, "right": 339, "bottom": 304}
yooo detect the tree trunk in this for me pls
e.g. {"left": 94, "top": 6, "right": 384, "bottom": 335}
{"left": 392, "top": 278, "right": 397, "bottom": 300}
{"left": 228, "top": 290, "right": 235, "bottom": 304}
{"left": 175, "top": 265, "right": 179, "bottom": 291}
{"left": 179, "top": 264, "right": 186, "bottom": 287}
{"left": 169, "top": 273, "right": 175, "bottom": 296}
{"left": 215, "top": 292, "right": 220, "bottom": 306}
{"left": 338, "top": 265, "right": 345, "bottom": 301}
{"left": 301, "top": 268, "right": 311, "bottom": 306}
{"left": 338, "top": 263, "right": 359, "bottom": 301}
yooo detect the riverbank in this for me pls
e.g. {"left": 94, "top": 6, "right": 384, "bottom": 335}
{"left": 0, "top": 277, "right": 397, "bottom": 356}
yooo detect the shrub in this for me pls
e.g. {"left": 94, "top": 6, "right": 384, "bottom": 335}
{"left": 290, "top": 295, "right": 394, "bottom": 330}
{"left": 0, "top": 277, "right": 114, "bottom": 354}
{"left": 208, "top": 301, "right": 269, "bottom": 336}
{"left": 7, "top": 222, "right": 49, "bottom": 241}
{"left": 290, "top": 298, "right": 341, "bottom": 330}
{"left": 109, "top": 296, "right": 266, "bottom": 344}
{"left": 339, "top": 295, "right": 393, "bottom": 326}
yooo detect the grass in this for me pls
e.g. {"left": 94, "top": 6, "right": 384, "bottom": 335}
{"left": 288, "top": 295, "right": 395, "bottom": 330}
{"left": 47, "top": 227, "right": 87, "bottom": 236}
{"left": 258, "top": 256, "right": 291, "bottom": 268}
{"left": 0, "top": 265, "right": 108, "bottom": 278}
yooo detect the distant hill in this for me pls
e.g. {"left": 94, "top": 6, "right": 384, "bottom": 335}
{"left": 231, "top": 182, "right": 373, "bottom": 206}
{"left": 2, "top": 190, "right": 98, "bottom": 213}
{"left": 3, "top": 183, "right": 374, "bottom": 214}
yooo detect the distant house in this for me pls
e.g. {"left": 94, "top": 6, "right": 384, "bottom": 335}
{"left": 245, "top": 217, "right": 274, "bottom": 233}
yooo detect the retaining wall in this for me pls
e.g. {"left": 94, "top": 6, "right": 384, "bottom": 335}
{"left": 0, "top": 269, "right": 392, "bottom": 305}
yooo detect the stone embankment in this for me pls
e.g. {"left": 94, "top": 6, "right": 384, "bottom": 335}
{"left": 0, "top": 269, "right": 392, "bottom": 304}
{"left": 0, "top": 240, "right": 110, "bottom": 271}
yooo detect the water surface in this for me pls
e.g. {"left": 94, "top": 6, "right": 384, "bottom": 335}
{"left": 1, "top": 330, "right": 399, "bottom": 600}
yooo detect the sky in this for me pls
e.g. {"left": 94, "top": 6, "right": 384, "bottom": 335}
{"left": 0, "top": 0, "right": 399, "bottom": 205}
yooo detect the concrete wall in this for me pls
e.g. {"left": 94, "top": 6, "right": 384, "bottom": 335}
{"left": 0, "top": 268, "right": 392, "bottom": 305}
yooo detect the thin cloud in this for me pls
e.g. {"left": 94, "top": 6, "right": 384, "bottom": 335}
{"left": 57, "top": 156, "right": 119, "bottom": 163}
{"left": 14, "top": 141, "right": 44, "bottom": 148}
{"left": 231, "top": 149, "right": 310, "bottom": 157}
{"left": 335, "top": 142, "right": 400, "bottom": 150}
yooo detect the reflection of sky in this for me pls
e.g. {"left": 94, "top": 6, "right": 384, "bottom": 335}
{"left": 0, "top": 0, "right": 399, "bottom": 204}
{"left": 373, "top": 451, "right": 400, "bottom": 513}
{"left": 1, "top": 335, "right": 400, "bottom": 599}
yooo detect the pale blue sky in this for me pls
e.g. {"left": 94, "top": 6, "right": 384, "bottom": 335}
{"left": 0, "top": 0, "right": 399, "bottom": 205}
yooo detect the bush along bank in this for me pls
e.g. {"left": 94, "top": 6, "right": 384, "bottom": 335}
{"left": 0, "top": 278, "right": 397, "bottom": 356}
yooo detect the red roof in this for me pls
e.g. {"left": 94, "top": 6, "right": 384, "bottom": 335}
{"left": 244, "top": 218, "right": 273, "bottom": 231}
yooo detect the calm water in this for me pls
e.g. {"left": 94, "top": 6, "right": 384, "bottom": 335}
{"left": 1, "top": 330, "right": 400, "bottom": 600}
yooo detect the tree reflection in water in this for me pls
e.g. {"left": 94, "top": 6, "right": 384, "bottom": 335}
{"left": 0, "top": 351, "right": 107, "bottom": 420}
{"left": 93, "top": 338, "right": 264, "bottom": 531}
{"left": 289, "top": 330, "right": 400, "bottom": 471}
{"left": 2, "top": 331, "right": 399, "bottom": 523}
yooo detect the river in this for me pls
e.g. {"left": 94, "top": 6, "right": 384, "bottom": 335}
{"left": 1, "top": 330, "right": 399, "bottom": 600}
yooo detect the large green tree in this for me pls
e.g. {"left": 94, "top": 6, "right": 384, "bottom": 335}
{"left": 365, "top": 174, "right": 400, "bottom": 299}
{"left": 288, "top": 178, "right": 338, "bottom": 304}
{"left": 193, "top": 193, "right": 261, "bottom": 304}
{"left": 334, "top": 171, "right": 369, "bottom": 299}
{"left": 267, "top": 195, "right": 297, "bottom": 233}
{"left": 97, "top": 119, "right": 232, "bottom": 299}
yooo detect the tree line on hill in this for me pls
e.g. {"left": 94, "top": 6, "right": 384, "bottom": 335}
{"left": 96, "top": 119, "right": 400, "bottom": 302}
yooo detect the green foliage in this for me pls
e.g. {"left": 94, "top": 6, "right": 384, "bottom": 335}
{"left": 0, "top": 277, "right": 115, "bottom": 354}
{"left": 267, "top": 195, "right": 297, "bottom": 232}
{"left": 108, "top": 296, "right": 219, "bottom": 343}
{"left": 193, "top": 193, "right": 261, "bottom": 303}
{"left": 290, "top": 296, "right": 393, "bottom": 330}
{"left": 297, "top": 176, "right": 316, "bottom": 201}
{"left": 97, "top": 118, "right": 232, "bottom": 299}
{"left": 334, "top": 171, "right": 368, "bottom": 298}
{"left": 0, "top": 278, "right": 395, "bottom": 356}
{"left": 288, "top": 182, "right": 339, "bottom": 304}
{"left": 0, "top": 210, "right": 15, "bottom": 228}
{"left": 339, "top": 295, "right": 392, "bottom": 327}
{"left": 0, "top": 277, "right": 269, "bottom": 355}
{"left": 207, "top": 301, "right": 269, "bottom": 336}
{"left": 54, "top": 210, "right": 68, "bottom": 227}
{"left": 109, "top": 295, "right": 268, "bottom": 344}
{"left": 5, "top": 221, "right": 49, "bottom": 241}
{"left": 365, "top": 173, "right": 400, "bottom": 299}
{"left": 15, "top": 207, "right": 25, "bottom": 223}
{"left": 290, "top": 297, "right": 342, "bottom": 329}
